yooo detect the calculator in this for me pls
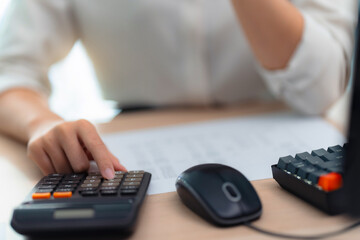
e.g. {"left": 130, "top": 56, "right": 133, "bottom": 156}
{"left": 11, "top": 170, "right": 151, "bottom": 236}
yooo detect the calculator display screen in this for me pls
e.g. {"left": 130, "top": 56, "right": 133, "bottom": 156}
{"left": 53, "top": 209, "right": 95, "bottom": 219}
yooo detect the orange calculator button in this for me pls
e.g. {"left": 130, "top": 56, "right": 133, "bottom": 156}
{"left": 53, "top": 191, "right": 72, "bottom": 198}
{"left": 318, "top": 172, "right": 343, "bottom": 191}
{"left": 32, "top": 192, "right": 51, "bottom": 199}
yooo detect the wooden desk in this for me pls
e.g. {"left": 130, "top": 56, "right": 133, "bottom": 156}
{"left": 1, "top": 101, "right": 359, "bottom": 239}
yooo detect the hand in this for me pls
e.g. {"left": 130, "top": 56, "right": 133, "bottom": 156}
{"left": 27, "top": 119, "right": 126, "bottom": 179}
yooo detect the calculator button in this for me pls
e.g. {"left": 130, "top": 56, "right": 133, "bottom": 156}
{"left": 100, "top": 190, "right": 117, "bottom": 196}
{"left": 79, "top": 187, "right": 98, "bottom": 192}
{"left": 38, "top": 184, "right": 57, "bottom": 189}
{"left": 123, "top": 182, "right": 141, "bottom": 186}
{"left": 126, "top": 174, "right": 143, "bottom": 178}
{"left": 45, "top": 177, "right": 62, "bottom": 181}
{"left": 121, "top": 189, "right": 138, "bottom": 195}
{"left": 62, "top": 180, "right": 80, "bottom": 184}
{"left": 102, "top": 182, "right": 120, "bottom": 187}
{"left": 32, "top": 192, "right": 51, "bottom": 199}
{"left": 120, "top": 185, "right": 139, "bottom": 190}
{"left": 115, "top": 171, "right": 126, "bottom": 175}
{"left": 103, "top": 178, "right": 122, "bottom": 183}
{"left": 55, "top": 188, "right": 74, "bottom": 192}
{"left": 100, "top": 186, "right": 118, "bottom": 191}
{"left": 64, "top": 174, "right": 85, "bottom": 180}
{"left": 124, "top": 178, "right": 142, "bottom": 182}
{"left": 58, "top": 184, "right": 77, "bottom": 189}
{"left": 83, "top": 179, "right": 101, "bottom": 184}
{"left": 40, "top": 180, "right": 59, "bottom": 185}
{"left": 81, "top": 183, "right": 100, "bottom": 188}
{"left": 35, "top": 189, "right": 53, "bottom": 193}
{"left": 86, "top": 175, "right": 102, "bottom": 180}
{"left": 128, "top": 170, "right": 144, "bottom": 174}
{"left": 81, "top": 191, "right": 98, "bottom": 197}
{"left": 53, "top": 191, "right": 72, "bottom": 198}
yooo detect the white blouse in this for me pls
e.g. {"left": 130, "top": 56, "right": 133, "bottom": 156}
{"left": 0, "top": 0, "right": 357, "bottom": 114}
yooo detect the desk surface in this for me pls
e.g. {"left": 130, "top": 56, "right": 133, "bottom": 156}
{"left": 1, "top": 101, "right": 359, "bottom": 240}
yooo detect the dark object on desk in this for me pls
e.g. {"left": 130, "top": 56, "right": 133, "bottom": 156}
{"left": 344, "top": 10, "right": 360, "bottom": 217}
{"left": 11, "top": 170, "right": 151, "bottom": 236}
{"left": 272, "top": 10, "right": 360, "bottom": 217}
{"left": 175, "top": 164, "right": 262, "bottom": 226}
{"left": 272, "top": 145, "right": 346, "bottom": 215}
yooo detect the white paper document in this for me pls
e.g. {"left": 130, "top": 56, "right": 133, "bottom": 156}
{"left": 102, "top": 112, "right": 346, "bottom": 195}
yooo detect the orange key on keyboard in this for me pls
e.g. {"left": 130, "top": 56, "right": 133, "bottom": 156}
{"left": 318, "top": 172, "right": 343, "bottom": 191}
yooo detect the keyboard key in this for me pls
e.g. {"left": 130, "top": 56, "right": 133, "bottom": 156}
{"left": 327, "top": 145, "right": 344, "bottom": 154}
{"left": 320, "top": 152, "right": 344, "bottom": 162}
{"left": 295, "top": 152, "right": 312, "bottom": 161}
{"left": 318, "top": 172, "right": 343, "bottom": 191}
{"left": 303, "top": 156, "right": 326, "bottom": 169}
{"left": 297, "top": 165, "right": 317, "bottom": 179}
{"left": 277, "top": 156, "right": 295, "bottom": 170}
{"left": 307, "top": 170, "right": 328, "bottom": 184}
{"left": 287, "top": 160, "right": 307, "bottom": 174}
{"left": 311, "top": 148, "right": 328, "bottom": 158}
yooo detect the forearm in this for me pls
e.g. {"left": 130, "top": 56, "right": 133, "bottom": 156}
{"left": 231, "top": 0, "right": 304, "bottom": 70}
{"left": 0, "top": 88, "right": 63, "bottom": 143}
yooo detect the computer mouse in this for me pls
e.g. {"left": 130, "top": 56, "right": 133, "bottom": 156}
{"left": 175, "top": 163, "right": 262, "bottom": 226}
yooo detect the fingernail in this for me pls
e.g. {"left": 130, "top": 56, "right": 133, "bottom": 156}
{"left": 104, "top": 168, "right": 115, "bottom": 179}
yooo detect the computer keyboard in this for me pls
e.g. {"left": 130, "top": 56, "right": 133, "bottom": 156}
{"left": 272, "top": 144, "right": 347, "bottom": 215}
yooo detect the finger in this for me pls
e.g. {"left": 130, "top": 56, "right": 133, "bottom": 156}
{"left": 28, "top": 143, "right": 56, "bottom": 175}
{"left": 42, "top": 136, "right": 73, "bottom": 173}
{"left": 109, "top": 152, "right": 127, "bottom": 172}
{"left": 76, "top": 121, "right": 115, "bottom": 179}
{"left": 58, "top": 132, "right": 90, "bottom": 173}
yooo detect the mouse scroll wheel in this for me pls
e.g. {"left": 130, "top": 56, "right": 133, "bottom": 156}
{"left": 222, "top": 182, "right": 242, "bottom": 202}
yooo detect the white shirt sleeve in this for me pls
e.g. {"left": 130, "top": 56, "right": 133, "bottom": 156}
{"left": 257, "top": 0, "right": 358, "bottom": 115}
{"left": 0, "top": 0, "right": 77, "bottom": 96}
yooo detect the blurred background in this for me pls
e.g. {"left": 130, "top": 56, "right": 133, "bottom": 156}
{"left": 0, "top": 0, "right": 351, "bottom": 128}
{"left": 0, "top": 0, "right": 119, "bottom": 123}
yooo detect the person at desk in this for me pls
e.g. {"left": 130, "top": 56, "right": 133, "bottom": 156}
{"left": 0, "top": 1, "right": 356, "bottom": 179}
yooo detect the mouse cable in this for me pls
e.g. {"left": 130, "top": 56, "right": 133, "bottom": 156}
{"left": 244, "top": 220, "right": 360, "bottom": 240}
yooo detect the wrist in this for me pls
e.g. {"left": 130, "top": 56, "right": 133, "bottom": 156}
{"left": 27, "top": 113, "right": 64, "bottom": 141}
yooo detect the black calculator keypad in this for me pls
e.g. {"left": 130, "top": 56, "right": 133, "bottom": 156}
{"left": 32, "top": 171, "right": 146, "bottom": 199}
